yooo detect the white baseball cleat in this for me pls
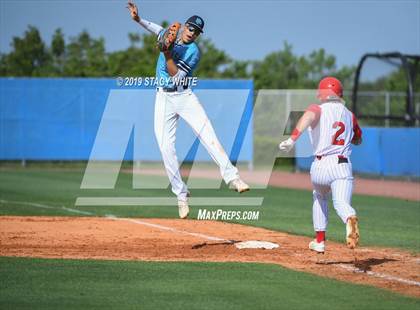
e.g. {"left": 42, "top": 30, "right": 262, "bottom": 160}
{"left": 230, "top": 178, "right": 250, "bottom": 193}
{"left": 346, "top": 216, "right": 359, "bottom": 249}
{"left": 178, "top": 199, "right": 189, "bottom": 219}
{"left": 309, "top": 240, "right": 325, "bottom": 253}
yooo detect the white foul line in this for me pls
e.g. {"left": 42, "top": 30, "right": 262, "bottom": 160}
{"left": 338, "top": 264, "right": 420, "bottom": 287}
{"left": 1, "top": 199, "right": 419, "bottom": 288}
{"left": 75, "top": 197, "right": 264, "bottom": 206}
{"left": 0, "top": 199, "right": 94, "bottom": 215}
{"left": 105, "top": 214, "right": 228, "bottom": 242}
{"left": 0, "top": 199, "right": 56, "bottom": 209}
{"left": 0, "top": 199, "right": 227, "bottom": 242}
{"left": 61, "top": 206, "right": 93, "bottom": 215}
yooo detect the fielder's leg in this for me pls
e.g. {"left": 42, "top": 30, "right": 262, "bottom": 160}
{"left": 154, "top": 92, "right": 189, "bottom": 202}
{"left": 178, "top": 92, "right": 241, "bottom": 185}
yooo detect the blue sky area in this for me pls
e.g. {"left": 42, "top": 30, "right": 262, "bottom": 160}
{"left": 0, "top": 0, "right": 419, "bottom": 68}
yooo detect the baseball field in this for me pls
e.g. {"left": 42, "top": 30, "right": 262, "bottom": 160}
{"left": 1, "top": 0, "right": 419, "bottom": 309}
{"left": 1, "top": 165, "right": 419, "bottom": 309}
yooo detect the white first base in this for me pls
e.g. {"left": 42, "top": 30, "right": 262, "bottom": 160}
{"left": 235, "top": 240, "right": 279, "bottom": 250}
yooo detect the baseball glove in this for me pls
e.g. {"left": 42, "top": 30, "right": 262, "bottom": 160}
{"left": 157, "top": 22, "right": 181, "bottom": 52}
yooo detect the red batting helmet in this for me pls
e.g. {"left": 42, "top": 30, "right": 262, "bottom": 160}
{"left": 317, "top": 77, "right": 343, "bottom": 101}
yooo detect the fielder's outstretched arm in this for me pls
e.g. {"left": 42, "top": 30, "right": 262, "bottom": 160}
{"left": 127, "top": 0, "right": 163, "bottom": 35}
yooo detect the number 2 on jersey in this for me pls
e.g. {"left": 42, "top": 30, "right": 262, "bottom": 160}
{"left": 332, "top": 121, "right": 345, "bottom": 145}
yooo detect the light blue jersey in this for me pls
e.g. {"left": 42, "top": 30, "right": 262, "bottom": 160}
{"left": 156, "top": 36, "right": 200, "bottom": 88}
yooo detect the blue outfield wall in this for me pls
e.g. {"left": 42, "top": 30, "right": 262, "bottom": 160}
{"left": 0, "top": 78, "right": 253, "bottom": 162}
{"left": 295, "top": 127, "right": 420, "bottom": 177}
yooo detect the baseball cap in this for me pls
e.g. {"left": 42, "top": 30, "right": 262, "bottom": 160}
{"left": 185, "top": 15, "right": 205, "bottom": 33}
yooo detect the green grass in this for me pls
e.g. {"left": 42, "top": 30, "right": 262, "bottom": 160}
{"left": 1, "top": 169, "right": 419, "bottom": 307}
{"left": 0, "top": 169, "right": 419, "bottom": 251}
{"left": 0, "top": 257, "right": 418, "bottom": 310}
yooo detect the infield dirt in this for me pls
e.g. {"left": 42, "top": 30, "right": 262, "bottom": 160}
{"left": 1, "top": 216, "right": 419, "bottom": 298}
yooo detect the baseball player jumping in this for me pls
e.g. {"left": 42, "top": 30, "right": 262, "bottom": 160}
{"left": 279, "top": 77, "right": 362, "bottom": 253}
{"left": 127, "top": 1, "right": 250, "bottom": 219}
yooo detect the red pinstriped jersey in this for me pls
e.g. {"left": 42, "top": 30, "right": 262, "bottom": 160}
{"left": 307, "top": 101, "right": 362, "bottom": 157}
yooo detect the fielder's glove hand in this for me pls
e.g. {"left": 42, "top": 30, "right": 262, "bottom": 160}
{"left": 157, "top": 22, "right": 181, "bottom": 52}
{"left": 279, "top": 138, "right": 295, "bottom": 152}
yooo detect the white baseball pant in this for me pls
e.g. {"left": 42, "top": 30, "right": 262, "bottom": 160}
{"left": 310, "top": 155, "right": 356, "bottom": 232}
{"left": 154, "top": 89, "right": 239, "bottom": 201}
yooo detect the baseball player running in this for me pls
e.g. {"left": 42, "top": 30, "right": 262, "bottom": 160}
{"left": 127, "top": 1, "right": 249, "bottom": 219}
{"left": 279, "top": 77, "right": 362, "bottom": 253}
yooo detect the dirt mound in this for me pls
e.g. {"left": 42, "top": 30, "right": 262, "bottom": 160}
{"left": 1, "top": 216, "right": 419, "bottom": 297}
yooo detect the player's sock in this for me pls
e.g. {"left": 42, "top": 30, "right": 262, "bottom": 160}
{"left": 316, "top": 231, "right": 325, "bottom": 243}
